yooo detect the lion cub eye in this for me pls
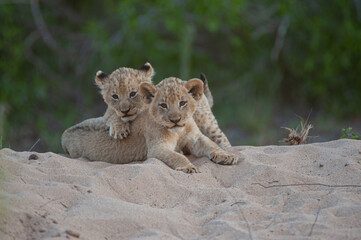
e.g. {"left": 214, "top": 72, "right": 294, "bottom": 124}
{"left": 179, "top": 101, "right": 187, "bottom": 107}
{"left": 112, "top": 94, "right": 119, "bottom": 100}
{"left": 159, "top": 103, "right": 168, "bottom": 109}
{"left": 129, "top": 91, "right": 137, "bottom": 98}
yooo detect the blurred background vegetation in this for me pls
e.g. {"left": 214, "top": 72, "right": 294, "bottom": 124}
{"left": 0, "top": 0, "right": 360, "bottom": 152}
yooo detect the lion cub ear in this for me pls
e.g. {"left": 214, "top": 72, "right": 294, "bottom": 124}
{"left": 185, "top": 79, "right": 204, "bottom": 101}
{"left": 95, "top": 71, "right": 109, "bottom": 88}
{"left": 138, "top": 62, "right": 154, "bottom": 78}
{"left": 139, "top": 82, "right": 157, "bottom": 104}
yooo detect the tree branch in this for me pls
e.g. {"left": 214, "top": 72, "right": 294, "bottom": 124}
{"left": 271, "top": 16, "right": 290, "bottom": 61}
{"left": 30, "top": 0, "right": 60, "bottom": 52}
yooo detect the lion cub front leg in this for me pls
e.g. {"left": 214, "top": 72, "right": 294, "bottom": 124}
{"left": 148, "top": 147, "right": 199, "bottom": 173}
{"left": 188, "top": 133, "right": 240, "bottom": 165}
{"left": 104, "top": 108, "right": 130, "bottom": 139}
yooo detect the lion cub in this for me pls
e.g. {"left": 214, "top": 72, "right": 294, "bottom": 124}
{"left": 95, "top": 62, "right": 154, "bottom": 139}
{"left": 62, "top": 77, "right": 240, "bottom": 173}
{"left": 96, "top": 63, "right": 231, "bottom": 149}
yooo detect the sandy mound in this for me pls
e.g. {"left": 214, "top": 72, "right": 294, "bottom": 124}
{"left": 0, "top": 139, "right": 361, "bottom": 239}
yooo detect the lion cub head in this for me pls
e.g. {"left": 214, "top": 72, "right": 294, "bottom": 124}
{"left": 95, "top": 63, "right": 154, "bottom": 122}
{"left": 140, "top": 77, "right": 203, "bottom": 132}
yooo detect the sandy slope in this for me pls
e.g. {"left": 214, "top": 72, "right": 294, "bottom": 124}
{"left": 0, "top": 139, "right": 361, "bottom": 240}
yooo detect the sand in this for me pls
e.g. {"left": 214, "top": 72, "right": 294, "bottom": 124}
{"left": 0, "top": 139, "right": 361, "bottom": 239}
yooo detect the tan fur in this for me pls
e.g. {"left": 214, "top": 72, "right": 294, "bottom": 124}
{"left": 96, "top": 64, "right": 231, "bottom": 149}
{"left": 62, "top": 78, "right": 241, "bottom": 173}
{"left": 95, "top": 62, "right": 154, "bottom": 139}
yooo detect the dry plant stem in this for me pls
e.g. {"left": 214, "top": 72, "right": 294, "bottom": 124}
{"left": 283, "top": 124, "right": 313, "bottom": 145}
{"left": 29, "top": 139, "right": 40, "bottom": 152}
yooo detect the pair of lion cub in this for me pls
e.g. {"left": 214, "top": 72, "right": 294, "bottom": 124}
{"left": 61, "top": 63, "right": 242, "bottom": 173}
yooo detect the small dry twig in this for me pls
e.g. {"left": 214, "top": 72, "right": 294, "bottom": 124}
{"left": 29, "top": 138, "right": 40, "bottom": 152}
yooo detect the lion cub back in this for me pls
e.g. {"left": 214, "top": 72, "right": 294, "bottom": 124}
{"left": 61, "top": 115, "right": 148, "bottom": 163}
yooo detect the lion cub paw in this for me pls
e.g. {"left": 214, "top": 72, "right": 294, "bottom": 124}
{"left": 108, "top": 121, "right": 130, "bottom": 140}
{"left": 210, "top": 151, "right": 238, "bottom": 165}
{"left": 176, "top": 164, "right": 200, "bottom": 174}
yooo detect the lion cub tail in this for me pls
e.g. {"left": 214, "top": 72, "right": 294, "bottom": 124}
{"left": 200, "top": 73, "right": 214, "bottom": 108}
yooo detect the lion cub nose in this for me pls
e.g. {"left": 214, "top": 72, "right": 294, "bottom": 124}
{"left": 169, "top": 118, "right": 181, "bottom": 124}
{"left": 120, "top": 109, "right": 130, "bottom": 114}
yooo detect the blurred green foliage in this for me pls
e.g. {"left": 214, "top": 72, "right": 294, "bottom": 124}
{"left": 340, "top": 127, "right": 361, "bottom": 140}
{"left": 0, "top": 0, "right": 361, "bottom": 151}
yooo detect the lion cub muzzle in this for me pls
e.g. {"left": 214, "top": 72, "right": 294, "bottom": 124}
{"left": 117, "top": 107, "right": 138, "bottom": 121}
